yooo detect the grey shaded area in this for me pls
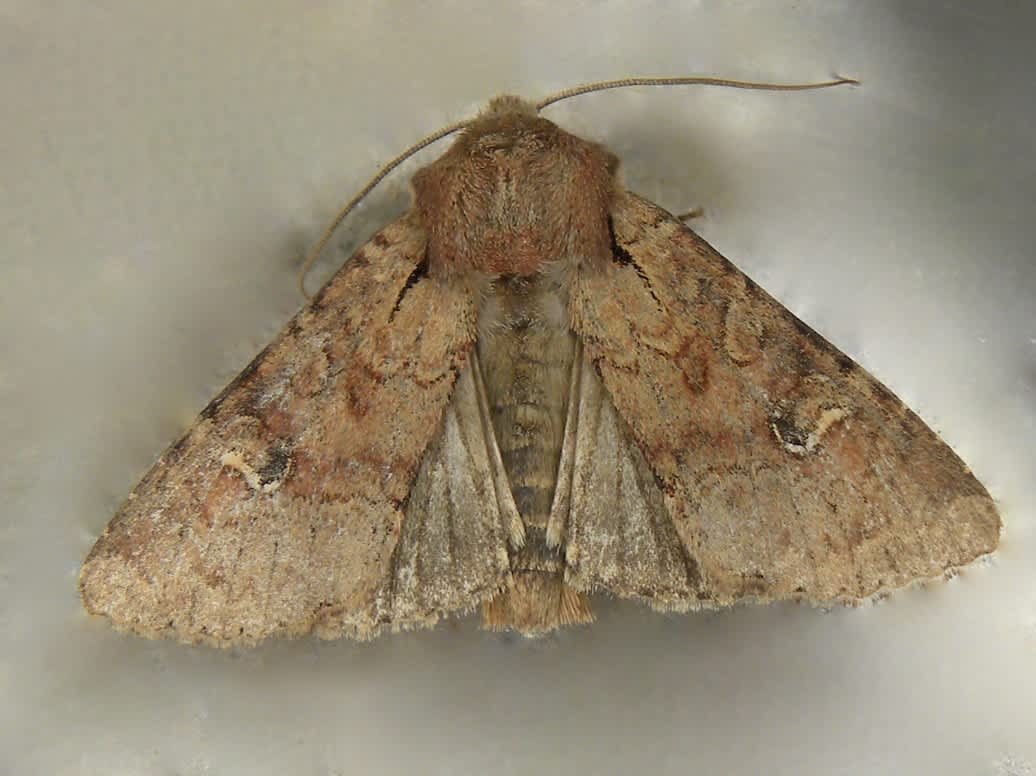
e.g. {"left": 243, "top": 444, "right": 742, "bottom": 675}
{"left": 1, "top": 2, "right": 1032, "bottom": 774}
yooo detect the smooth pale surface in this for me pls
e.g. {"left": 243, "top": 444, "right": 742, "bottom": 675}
{"left": 2, "top": 2, "right": 1032, "bottom": 774}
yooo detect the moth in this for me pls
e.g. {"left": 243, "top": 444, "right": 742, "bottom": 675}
{"left": 80, "top": 77, "right": 1000, "bottom": 646}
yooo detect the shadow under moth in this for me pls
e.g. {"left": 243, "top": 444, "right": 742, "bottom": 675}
{"left": 80, "top": 77, "right": 1001, "bottom": 647}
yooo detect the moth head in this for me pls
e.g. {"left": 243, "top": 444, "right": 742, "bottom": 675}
{"left": 299, "top": 76, "right": 858, "bottom": 298}
{"left": 411, "top": 96, "right": 619, "bottom": 278}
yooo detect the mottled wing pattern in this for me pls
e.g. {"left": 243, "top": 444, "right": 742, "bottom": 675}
{"left": 80, "top": 215, "right": 499, "bottom": 646}
{"left": 567, "top": 191, "right": 1000, "bottom": 606}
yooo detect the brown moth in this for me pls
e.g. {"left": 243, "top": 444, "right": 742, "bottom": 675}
{"left": 80, "top": 78, "right": 1000, "bottom": 647}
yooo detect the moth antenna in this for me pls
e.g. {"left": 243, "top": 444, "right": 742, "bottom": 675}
{"left": 300, "top": 75, "right": 859, "bottom": 297}
{"left": 299, "top": 117, "right": 470, "bottom": 298}
{"left": 535, "top": 75, "right": 859, "bottom": 111}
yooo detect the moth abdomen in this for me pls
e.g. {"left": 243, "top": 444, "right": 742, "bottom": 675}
{"left": 472, "top": 269, "right": 594, "bottom": 631}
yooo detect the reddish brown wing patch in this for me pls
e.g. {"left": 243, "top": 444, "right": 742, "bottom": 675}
{"left": 570, "top": 192, "right": 1000, "bottom": 605}
{"left": 80, "top": 215, "right": 479, "bottom": 646}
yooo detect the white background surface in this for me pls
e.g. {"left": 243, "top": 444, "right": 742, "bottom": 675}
{"left": 3, "top": 2, "right": 1033, "bottom": 774}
